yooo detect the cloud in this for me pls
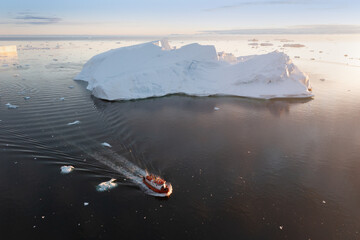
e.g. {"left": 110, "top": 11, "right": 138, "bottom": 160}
{"left": 204, "top": 0, "right": 321, "bottom": 12}
{"left": 13, "top": 13, "right": 61, "bottom": 25}
{"left": 201, "top": 25, "right": 360, "bottom": 34}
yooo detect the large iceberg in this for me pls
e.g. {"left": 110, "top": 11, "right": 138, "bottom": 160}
{"left": 75, "top": 40, "right": 312, "bottom": 100}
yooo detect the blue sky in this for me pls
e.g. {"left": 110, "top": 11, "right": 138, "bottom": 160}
{"left": 0, "top": 0, "right": 359, "bottom": 35}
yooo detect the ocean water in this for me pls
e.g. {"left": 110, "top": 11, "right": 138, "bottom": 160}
{"left": 0, "top": 35, "right": 360, "bottom": 239}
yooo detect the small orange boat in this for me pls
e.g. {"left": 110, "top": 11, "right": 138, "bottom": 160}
{"left": 143, "top": 174, "right": 172, "bottom": 197}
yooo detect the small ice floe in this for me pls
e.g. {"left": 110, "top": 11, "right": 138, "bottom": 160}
{"left": 101, "top": 142, "right": 112, "bottom": 148}
{"left": 322, "top": 200, "right": 326, "bottom": 204}
{"left": 96, "top": 178, "right": 118, "bottom": 192}
{"left": 68, "top": 86, "right": 74, "bottom": 89}
{"left": 214, "top": 107, "right": 220, "bottom": 111}
{"left": 260, "top": 43, "right": 273, "bottom": 46}
{"left": 279, "top": 226, "right": 283, "bottom": 230}
{"left": 60, "top": 97, "right": 65, "bottom": 101}
{"left": 24, "top": 96, "right": 30, "bottom": 100}
{"left": 5, "top": 103, "right": 18, "bottom": 109}
{"left": 60, "top": 165, "right": 74, "bottom": 174}
{"left": 83, "top": 202, "right": 89, "bottom": 206}
{"left": 67, "top": 120, "right": 80, "bottom": 126}
{"left": 283, "top": 44, "right": 305, "bottom": 48}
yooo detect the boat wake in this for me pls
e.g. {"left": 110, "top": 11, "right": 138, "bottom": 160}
{"left": 86, "top": 148, "right": 172, "bottom": 197}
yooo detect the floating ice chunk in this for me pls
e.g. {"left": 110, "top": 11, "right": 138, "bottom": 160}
{"left": 214, "top": 107, "right": 220, "bottom": 111}
{"left": 322, "top": 200, "right": 326, "bottom": 204}
{"left": 75, "top": 40, "right": 312, "bottom": 100}
{"left": 68, "top": 86, "right": 74, "bottom": 89}
{"left": 260, "top": 43, "right": 274, "bottom": 46}
{"left": 279, "top": 226, "right": 283, "bottom": 230}
{"left": 60, "top": 165, "right": 74, "bottom": 174}
{"left": 5, "top": 103, "right": 18, "bottom": 109}
{"left": 96, "top": 178, "right": 118, "bottom": 192}
{"left": 60, "top": 97, "right": 65, "bottom": 101}
{"left": 84, "top": 202, "right": 89, "bottom": 206}
{"left": 101, "top": 142, "right": 112, "bottom": 148}
{"left": 24, "top": 96, "right": 30, "bottom": 100}
{"left": 67, "top": 120, "right": 80, "bottom": 125}
{"left": 283, "top": 44, "right": 305, "bottom": 48}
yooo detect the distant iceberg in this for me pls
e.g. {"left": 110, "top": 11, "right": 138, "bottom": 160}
{"left": 75, "top": 40, "right": 312, "bottom": 100}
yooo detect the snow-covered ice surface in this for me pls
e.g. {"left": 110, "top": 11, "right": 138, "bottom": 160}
{"left": 60, "top": 165, "right": 74, "bottom": 174}
{"left": 75, "top": 40, "right": 312, "bottom": 101}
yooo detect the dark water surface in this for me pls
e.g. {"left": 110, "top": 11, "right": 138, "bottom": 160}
{"left": 1, "top": 40, "right": 360, "bottom": 240}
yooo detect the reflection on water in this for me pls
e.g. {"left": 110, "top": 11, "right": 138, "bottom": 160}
{"left": 0, "top": 36, "right": 360, "bottom": 239}
{"left": 0, "top": 45, "right": 18, "bottom": 68}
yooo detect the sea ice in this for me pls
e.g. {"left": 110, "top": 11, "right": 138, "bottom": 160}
{"left": 101, "top": 142, "right": 112, "bottom": 148}
{"left": 214, "top": 107, "right": 220, "bottom": 111}
{"left": 75, "top": 40, "right": 312, "bottom": 100}
{"left": 96, "top": 178, "right": 117, "bottom": 192}
{"left": 60, "top": 165, "right": 74, "bottom": 174}
{"left": 283, "top": 44, "right": 305, "bottom": 48}
{"left": 260, "top": 43, "right": 274, "bottom": 46}
{"left": 5, "top": 103, "right": 18, "bottom": 109}
{"left": 67, "top": 120, "right": 80, "bottom": 125}
{"left": 24, "top": 96, "right": 30, "bottom": 100}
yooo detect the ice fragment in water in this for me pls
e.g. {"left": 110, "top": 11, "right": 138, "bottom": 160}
{"left": 214, "top": 107, "right": 220, "bottom": 111}
{"left": 60, "top": 165, "right": 74, "bottom": 174}
{"left": 24, "top": 96, "right": 30, "bottom": 100}
{"left": 84, "top": 202, "right": 89, "bottom": 206}
{"left": 101, "top": 142, "right": 112, "bottom": 148}
{"left": 67, "top": 120, "right": 80, "bottom": 125}
{"left": 96, "top": 178, "right": 117, "bottom": 192}
{"left": 5, "top": 103, "right": 18, "bottom": 109}
{"left": 60, "top": 97, "right": 65, "bottom": 101}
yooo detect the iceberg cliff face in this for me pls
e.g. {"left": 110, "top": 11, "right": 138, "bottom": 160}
{"left": 75, "top": 40, "right": 312, "bottom": 100}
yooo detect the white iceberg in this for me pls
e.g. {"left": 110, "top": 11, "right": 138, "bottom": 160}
{"left": 60, "top": 165, "right": 74, "bottom": 174}
{"left": 96, "top": 178, "right": 117, "bottom": 192}
{"left": 75, "top": 40, "right": 312, "bottom": 100}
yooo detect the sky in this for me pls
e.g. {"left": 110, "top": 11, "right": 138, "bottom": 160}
{"left": 0, "top": 0, "right": 359, "bottom": 35}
